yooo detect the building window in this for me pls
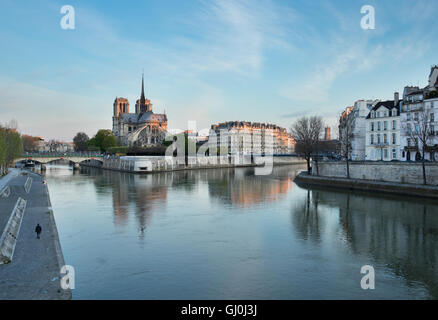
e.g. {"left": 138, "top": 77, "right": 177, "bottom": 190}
{"left": 414, "top": 112, "right": 419, "bottom": 121}
{"left": 407, "top": 113, "right": 411, "bottom": 121}
{"left": 392, "top": 109, "right": 397, "bottom": 116}
{"left": 384, "top": 121, "right": 388, "bottom": 130}
{"left": 371, "top": 122, "right": 374, "bottom": 131}
{"left": 392, "top": 133, "right": 396, "bottom": 144}
{"left": 384, "top": 134, "right": 388, "bottom": 144}
{"left": 392, "top": 149, "right": 397, "bottom": 159}
{"left": 384, "top": 149, "right": 388, "bottom": 159}
{"left": 370, "top": 134, "right": 374, "bottom": 145}
{"left": 377, "top": 122, "right": 381, "bottom": 131}
{"left": 377, "top": 134, "right": 381, "bottom": 144}
{"left": 392, "top": 120, "right": 396, "bottom": 130}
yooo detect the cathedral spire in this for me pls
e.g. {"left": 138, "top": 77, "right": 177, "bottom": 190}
{"left": 141, "top": 72, "right": 145, "bottom": 102}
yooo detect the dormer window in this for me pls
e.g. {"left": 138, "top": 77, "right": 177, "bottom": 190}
{"left": 371, "top": 111, "right": 375, "bottom": 118}
{"left": 392, "top": 109, "right": 397, "bottom": 116}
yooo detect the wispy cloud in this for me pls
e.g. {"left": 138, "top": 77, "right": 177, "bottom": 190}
{"left": 1, "top": 0, "right": 437, "bottom": 139}
{"left": 0, "top": 78, "right": 109, "bottom": 140}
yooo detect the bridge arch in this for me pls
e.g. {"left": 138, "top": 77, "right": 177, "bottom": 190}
{"left": 14, "top": 155, "right": 104, "bottom": 167}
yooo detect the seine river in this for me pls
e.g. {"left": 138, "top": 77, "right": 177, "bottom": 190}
{"left": 44, "top": 164, "right": 438, "bottom": 299}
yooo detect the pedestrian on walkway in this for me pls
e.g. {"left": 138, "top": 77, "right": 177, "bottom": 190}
{"left": 35, "top": 224, "right": 42, "bottom": 239}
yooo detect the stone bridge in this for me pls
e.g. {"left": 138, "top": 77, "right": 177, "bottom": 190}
{"left": 14, "top": 154, "right": 104, "bottom": 169}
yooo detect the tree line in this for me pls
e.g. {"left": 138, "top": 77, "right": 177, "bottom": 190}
{"left": 73, "top": 130, "right": 117, "bottom": 153}
{"left": 0, "top": 125, "right": 23, "bottom": 176}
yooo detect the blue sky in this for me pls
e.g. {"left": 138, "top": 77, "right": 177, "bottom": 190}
{"left": 0, "top": 0, "right": 437, "bottom": 140}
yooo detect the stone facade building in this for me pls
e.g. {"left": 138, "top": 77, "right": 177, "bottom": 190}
{"left": 210, "top": 121, "right": 295, "bottom": 155}
{"left": 365, "top": 99, "right": 401, "bottom": 161}
{"left": 399, "top": 66, "right": 438, "bottom": 161}
{"left": 112, "top": 75, "right": 168, "bottom": 147}
{"left": 340, "top": 66, "right": 438, "bottom": 163}
{"left": 339, "top": 100, "right": 377, "bottom": 161}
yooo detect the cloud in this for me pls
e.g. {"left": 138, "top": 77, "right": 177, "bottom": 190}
{"left": 75, "top": 0, "right": 299, "bottom": 79}
{"left": 278, "top": 21, "right": 434, "bottom": 107}
{"left": 0, "top": 78, "right": 109, "bottom": 140}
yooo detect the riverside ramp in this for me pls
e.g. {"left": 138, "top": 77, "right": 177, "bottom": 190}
{"left": 0, "top": 170, "right": 71, "bottom": 299}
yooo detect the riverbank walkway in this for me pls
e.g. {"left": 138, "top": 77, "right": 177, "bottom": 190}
{"left": 0, "top": 169, "right": 71, "bottom": 299}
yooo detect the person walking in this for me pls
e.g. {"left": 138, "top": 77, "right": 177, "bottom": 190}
{"left": 35, "top": 224, "right": 42, "bottom": 239}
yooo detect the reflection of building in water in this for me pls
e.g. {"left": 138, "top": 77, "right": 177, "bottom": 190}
{"left": 86, "top": 166, "right": 302, "bottom": 234}
{"left": 205, "top": 166, "right": 295, "bottom": 207}
{"left": 90, "top": 169, "right": 169, "bottom": 233}
{"left": 291, "top": 188, "right": 438, "bottom": 298}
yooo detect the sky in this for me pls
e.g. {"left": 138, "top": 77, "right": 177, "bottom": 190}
{"left": 0, "top": 0, "right": 437, "bottom": 141}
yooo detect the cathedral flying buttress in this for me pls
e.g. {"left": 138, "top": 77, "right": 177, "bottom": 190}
{"left": 112, "top": 74, "right": 168, "bottom": 147}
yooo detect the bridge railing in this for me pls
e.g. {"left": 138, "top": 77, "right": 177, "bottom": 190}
{"left": 21, "top": 152, "right": 104, "bottom": 158}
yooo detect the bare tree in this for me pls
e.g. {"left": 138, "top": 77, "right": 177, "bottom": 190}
{"left": 338, "top": 111, "right": 354, "bottom": 179}
{"left": 22, "top": 135, "right": 40, "bottom": 152}
{"left": 404, "top": 106, "right": 434, "bottom": 185}
{"left": 291, "top": 116, "right": 324, "bottom": 175}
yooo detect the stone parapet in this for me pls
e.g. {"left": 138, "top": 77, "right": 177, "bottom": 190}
{"left": 313, "top": 161, "right": 438, "bottom": 185}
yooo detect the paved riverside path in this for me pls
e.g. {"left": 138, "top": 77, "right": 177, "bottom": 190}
{"left": 0, "top": 169, "right": 71, "bottom": 299}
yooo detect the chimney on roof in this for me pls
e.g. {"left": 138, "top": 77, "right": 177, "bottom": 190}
{"left": 394, "top": 92, "right": 399, "bottom": 106}
{"left": 324, "top": 127, "right": 331, "bottom": 141}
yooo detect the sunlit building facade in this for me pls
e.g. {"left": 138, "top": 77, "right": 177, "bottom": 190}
{"left": 210, "top": 121, "right": 295, "bottom": 155}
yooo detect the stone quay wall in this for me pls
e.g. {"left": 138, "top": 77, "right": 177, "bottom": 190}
{"left": 314, "top": 161, "right": 438, "bottom": 186}
{"left": 85, "top": 155, "right": 306, "bottom": 174}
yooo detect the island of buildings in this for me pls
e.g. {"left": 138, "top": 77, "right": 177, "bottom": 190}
{"left": 111, "top": 74, "right": 295, "bottom": 156}
{"left": 210, "top": 121, "right": 295, "bottom": 155}
{"left": 339, "top": 65, "right": 438, "bottom": 162}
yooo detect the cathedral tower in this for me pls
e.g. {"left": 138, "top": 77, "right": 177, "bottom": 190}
{"left": 135, "top": 73, "right": 153, "bottom": 113}
{"left": 113, "top": 97, "right": 129, "bottom": 117}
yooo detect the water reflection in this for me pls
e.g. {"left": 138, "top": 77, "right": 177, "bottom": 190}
{"left": 44, "top": 164, "right": 438, "bottom": 299}
{"left": 291, "top": 187, "right": 438, "bottom": 299}
{"left": 206, "top": 166, "right": 295, "bottom": 207}
{"left": 291, "top": 190, "right": 323, "bottom": 243}
{"left": 78, "top": 166, "right": 301, "bottom": 232}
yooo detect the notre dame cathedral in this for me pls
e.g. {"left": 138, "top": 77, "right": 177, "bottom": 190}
{"left": 112, "top": 74, "right": 168, "bottom": 147}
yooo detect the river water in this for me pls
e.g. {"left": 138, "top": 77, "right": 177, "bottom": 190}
{"left": 44, "top": 164, "right": 438, "bottom": 299}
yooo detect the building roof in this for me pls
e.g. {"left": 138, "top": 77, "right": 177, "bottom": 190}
{"left": 429, "top": 65, "right": 438, "bottom": 78}
{"left": 405, "top": 90, "right": 424, "bottom": 96}
{"left": 120, "top": 112, "right": 167, "bottom": 124}
{"left": 366, "top": 100, "right": 400, "bottom": 119}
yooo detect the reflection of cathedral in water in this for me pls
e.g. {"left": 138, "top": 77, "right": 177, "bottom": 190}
{"left": 85, "top": 168, "right": 169, "bottom": 234}
{"left": 84, "top": 166, "right": 302, "bottom": 236}
{"left": 291, "top": 188, "right": 438, "bottom": 299}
